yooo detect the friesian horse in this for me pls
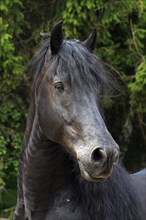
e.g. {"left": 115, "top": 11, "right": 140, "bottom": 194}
{"left": 13, "top": 21, "right": 146, "bottom": 220}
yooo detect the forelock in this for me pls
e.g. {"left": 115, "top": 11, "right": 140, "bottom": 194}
{"left": 48, "top": 40, "right": 114, "bottom": 95}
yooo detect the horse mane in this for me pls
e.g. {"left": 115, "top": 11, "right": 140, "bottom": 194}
{"left": 29, "top": 38, "right": 117, "bottom": 96}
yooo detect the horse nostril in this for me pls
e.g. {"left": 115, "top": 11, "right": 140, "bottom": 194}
{"left": 91, "top": 148, "right": 107, "bottom": 163}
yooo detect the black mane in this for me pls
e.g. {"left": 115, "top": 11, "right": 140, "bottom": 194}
{"left": 30, "top": 39, "right": 116, "bottom": 96}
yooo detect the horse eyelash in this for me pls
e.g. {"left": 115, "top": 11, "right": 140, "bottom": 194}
{"left": 54, "top": 81, "right": 64, "bottom": 92}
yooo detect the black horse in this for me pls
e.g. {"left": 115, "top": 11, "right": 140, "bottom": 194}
{"left": 13, "top": 21, "right": 146, "bottom": 220}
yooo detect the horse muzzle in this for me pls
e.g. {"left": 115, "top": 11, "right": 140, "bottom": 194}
{"left": 77, "top": 145, "right": 119, "bottom": 182}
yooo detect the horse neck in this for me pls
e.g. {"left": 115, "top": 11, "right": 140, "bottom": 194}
{"left": 20, "top": 107, "right": 71, "bottom": 213}
{"left": 76, "top": 165, "right": 143, "bottom": 220}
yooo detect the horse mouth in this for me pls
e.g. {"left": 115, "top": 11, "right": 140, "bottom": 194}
{"left": 80, "top": 167, "right": 106, "bottom": 182}
{"left": 79, "top": 162, "right": 113, "bottom": 182}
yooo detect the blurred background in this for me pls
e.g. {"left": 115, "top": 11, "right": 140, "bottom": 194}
{"left": 0, "top": 0, "right": 146, "bottom": 218}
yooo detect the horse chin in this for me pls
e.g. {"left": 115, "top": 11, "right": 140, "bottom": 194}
{"left": 79, "top": 165, "right": 108, "bottom": 183}
{"left": 80, "top": 169, "right": 105, "bottom": 182}
{"left": 78, "top": 161, "right": 113, "bottom": 182}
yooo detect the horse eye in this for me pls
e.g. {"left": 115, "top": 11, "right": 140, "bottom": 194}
{"left": 54, "top": 82, "right": 64, "bottom": 92}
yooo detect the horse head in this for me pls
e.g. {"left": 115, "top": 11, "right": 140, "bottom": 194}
{"left": 36, "top": 21, "right": 119, "bottom": 182}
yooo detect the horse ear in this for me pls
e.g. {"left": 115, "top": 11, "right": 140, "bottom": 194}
{"left": 50, "top": 21, "right": 63, "bottom": 54}
{"left": 83, "top": 28, "right": 97, "bottom": 51}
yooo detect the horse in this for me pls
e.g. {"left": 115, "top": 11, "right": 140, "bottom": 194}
{"left": 13, "top": 21, "right": 146, "bottom": 220}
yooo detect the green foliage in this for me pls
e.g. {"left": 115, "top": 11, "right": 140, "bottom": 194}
{"left": 62, "top": 0, "right": 98, "bottom": 38}
{"left": 129, "top": 60, "right": 146, "bottom": 112}
{"left": 0, "top": 188, "right": 16, "bottom": 218}
{"left": 0, "top": 0, "right": 26, "bottom": 187}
